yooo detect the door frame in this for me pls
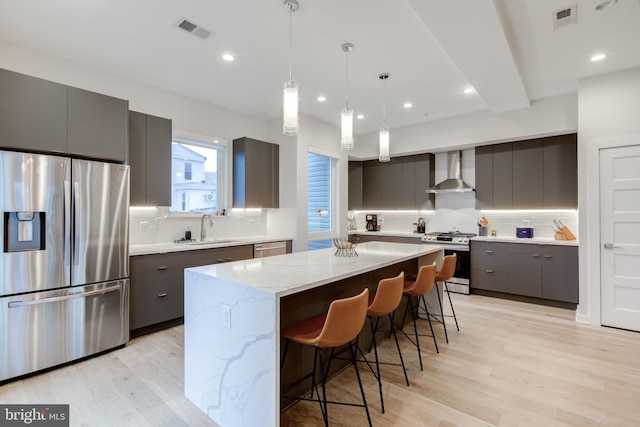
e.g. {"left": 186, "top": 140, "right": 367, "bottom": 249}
{"left": 580, "top": 134, "right": 640, "bottom": 325}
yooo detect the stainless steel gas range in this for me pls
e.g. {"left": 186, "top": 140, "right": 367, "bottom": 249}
{"left": 421, "top": 231, "right": 475, "bottom": 294}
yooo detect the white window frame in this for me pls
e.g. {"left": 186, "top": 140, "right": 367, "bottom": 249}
{"left": 307, "top": 147, "right": 338, "bottom": 243}
{"left": 169, "top": 131, "right": 227, "bottom": 216}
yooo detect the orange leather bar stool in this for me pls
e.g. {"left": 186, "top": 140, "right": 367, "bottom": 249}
{"left": 281, "top": 288, "right": 371, "bottom": 427}
{"left": 361, "top": 271, "right": 408, "bottom": 414}
{"left": 398, "top": 262, "right": 438, "bottom": 371}
{"left": 434, "top": 254, "right": 459, "bottom": 343}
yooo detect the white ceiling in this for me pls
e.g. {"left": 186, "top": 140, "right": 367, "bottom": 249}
{"left": 1, "top": 0, "right": 639, "bottom": 135}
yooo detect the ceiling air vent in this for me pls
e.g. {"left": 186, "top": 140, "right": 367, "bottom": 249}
{"left": 176, "top": 18, "right": 213, "bottom": 40}
{"left": 553, "top": 5, "right": 577, "bottom": 30}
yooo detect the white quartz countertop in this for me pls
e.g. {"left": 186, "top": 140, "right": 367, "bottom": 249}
{"left": 471, "top": 236, "right": 578, "bottom": 246}
{"left": 130, "top": 235, "right": 293, "bottom": 256}
{"left": 186, "top": 241, "right": 444, "bottom": 297}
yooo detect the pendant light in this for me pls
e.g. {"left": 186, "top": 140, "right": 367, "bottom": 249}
{"left": 283, "top": 0, "right": 299, "bottom": 136}
{"left": 379, "top": 73, "right": 390, "bottom": 162}
{"left": 340, "top": 43, "right": 354, "bottom": 150}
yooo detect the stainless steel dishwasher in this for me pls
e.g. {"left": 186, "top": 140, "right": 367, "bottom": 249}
{"left": 254, "top": 241, "right": 288, "bottom": 258}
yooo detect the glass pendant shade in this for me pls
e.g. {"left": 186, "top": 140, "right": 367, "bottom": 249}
{"left": 341, "top": 107, "right": 354, "bottom": 150}
{"left": 379, "top": 126, "right": 390, "bottom": 162}
{"left": 283, "top": 80, "right": 299, "bottom": 136}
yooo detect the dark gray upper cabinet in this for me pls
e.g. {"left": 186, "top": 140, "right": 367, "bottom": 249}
{"left": 0, "top": 68, "right": 68, "bottom": 153}
{"left": 512, "top": 139, "right": 543, "bottom": 209}
{"left": 413, "top": 154, "right": 435, "bottom": 210}
{"left": 362, "top": 160, "right": 383, "bottom": 209}
{"left": 474, "top": 145, "right": 493, "bottom": 210}
{"left": 352, "top": 153, "right": 434, "bottom": 210}
{"left": 348, "top": 161, "right": 363, "bottom": 210}
{"left": 0, "top": 69, "right": 128, "bottom": 160}
{"left": 493, "top": 144, "right": 513, "bottom": 209}
{"left": 233, "top": 137, "right": 279, "bottom": 208}
{"left": 475, "top": 134, "right": 577, "bottom": 209}
{"left": 128, "top": 111, "right": 172, "bottom": 206}
{"left": 67, "top": 86, "right": 128, "bottom": 161}
{"left": 543, "top": 134, "right": 578, "bottom": 209}
{"left": 475, "top": 144, "right": 513, "bottom": 209}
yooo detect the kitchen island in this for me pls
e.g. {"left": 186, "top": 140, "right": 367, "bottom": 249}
{"left": 183, "top": 241, "right": 444, "bottom": 426}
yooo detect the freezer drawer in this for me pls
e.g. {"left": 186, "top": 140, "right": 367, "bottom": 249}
{"left": 0, "top": 279, "right": 129, "bottom": 383}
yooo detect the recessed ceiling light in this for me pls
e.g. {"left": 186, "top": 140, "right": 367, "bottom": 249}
{"left": 464, "top": 87, "right": 475, "bottom": 94}
{"left": 403, "top": 102, "right": 413, "bottom": 109}
{"left": 356, "top": 114, "right": 364, "bottom": 119}
{"left": 222, "top": 54, "right": 234, "bottom": 61}
{"left": 595, "top": 0, "right": 617, "bottom": 11}
{"left": 317, "top": 96, "right": 326, "bottom": 102}
{"left": 591, "top": 53, "right": 606, "bottom": 62}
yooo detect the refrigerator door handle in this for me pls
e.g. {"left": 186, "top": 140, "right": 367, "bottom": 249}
{"left": 64, "top": 180, "right": 71, "bottom": 267}
{"left": 7, "top": 284, "right": 121, "bottom": 308}
{"left": 73, "top": 181, "right": 80, "bottom": 265}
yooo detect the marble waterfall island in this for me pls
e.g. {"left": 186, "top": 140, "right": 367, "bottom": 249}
{"left": 184, "top": 241, "right": 444, "bottom": 426}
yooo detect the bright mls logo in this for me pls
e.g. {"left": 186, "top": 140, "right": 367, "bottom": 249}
{"left": 1, "top": 405, "right": 69, "bottom": 426}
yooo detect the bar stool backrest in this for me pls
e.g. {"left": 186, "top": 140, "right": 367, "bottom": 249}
{"left": 314, "top": 288, "right": 369, "bottom": 348}
{"left": 368, "top": 272, "right": 405, "bottom": 317}
{"left": 404, "top": 262, "right": 437, "bottom": 297}
{"left": 435, "top": 254, "right": 457, "bottom": 282}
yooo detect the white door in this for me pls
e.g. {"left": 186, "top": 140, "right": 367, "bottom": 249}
{"left": 600, "top": 145, "right": 640, "bottom": 331}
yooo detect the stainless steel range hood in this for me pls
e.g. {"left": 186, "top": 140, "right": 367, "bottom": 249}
{"left": 426, "top": 151, "right": 475, "bottom": 193}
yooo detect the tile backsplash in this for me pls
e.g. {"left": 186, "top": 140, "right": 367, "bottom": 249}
{"left": 351, "top": 192, "right": 578, "bottom": 239}
{"left": 130, "top": 207, "right": 268, "bottom": 245}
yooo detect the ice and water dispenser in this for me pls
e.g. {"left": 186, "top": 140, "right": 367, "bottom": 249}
{"left": 3, "top": 211, "right": 46, "bottom": 252}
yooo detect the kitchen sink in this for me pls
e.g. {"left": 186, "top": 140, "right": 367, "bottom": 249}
{"left": 190, "top": 239, "right": 236, "bottom": 246}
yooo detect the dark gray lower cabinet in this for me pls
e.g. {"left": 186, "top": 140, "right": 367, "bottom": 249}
{"left": 470, "top": 241, "right": 511, "bottom": 293}
{"left": 130, "top": 244, "right": 254, "bottom": 333}
{"left": 130, "top": 252, "right": 190, "bottom": 330}
{"left": 470, "top": 240, "right": 578, "bottom": 303}
{"left": 189, "top": 245, "right": 253, "bottom": 267}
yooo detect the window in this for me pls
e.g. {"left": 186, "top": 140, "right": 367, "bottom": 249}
{"left": 171, "top": 138, "right": 224, "bottom": 213}
{"left": 308, "top": 151, "right": 336, "bottom": 249}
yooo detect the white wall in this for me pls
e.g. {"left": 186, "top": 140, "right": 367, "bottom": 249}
{"left": 266, "top": 114, "right": 345, "bottom": 252}
{"left": 0, "top": 39, "right": 267, "bottom": 143}
{"left": 351, "top": 93, "right": 578, "bottom": 158}
{"left": 577, "top": 66, "right": 640, "bottom": 325}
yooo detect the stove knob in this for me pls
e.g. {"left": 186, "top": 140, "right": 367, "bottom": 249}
{"left": 458, "top": 237, "right": 463, "bottom": 242}
{"left": 463, "top": 237, "right": 468, "bottom": 243}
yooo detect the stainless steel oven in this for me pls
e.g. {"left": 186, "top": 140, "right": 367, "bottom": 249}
{"left": 422, "top": 232, "right": 474, "bottom": 294}
{"left": 444, "top": 246, "right": 470, "bottom": 294}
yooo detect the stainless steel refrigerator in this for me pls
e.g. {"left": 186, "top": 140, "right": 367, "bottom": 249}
{"left": 0, "top": 151, "right": 129, "bottom": 383}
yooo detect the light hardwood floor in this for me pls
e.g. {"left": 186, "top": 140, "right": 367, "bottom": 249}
{"left": 1, "top": 294, "right": 639, "bottom": 426}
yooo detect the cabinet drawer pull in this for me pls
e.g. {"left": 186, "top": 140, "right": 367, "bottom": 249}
{"left": 485, "top": 250, "right": 493, "bottom": 254}
{"left": 543, "top": 255, "right": 553, "bottom": 259}
{"left": 158, "top": 293, "right": 168, "bottom": 298}
{"left": 485, "top": 269, "right": 494, "bottom": 273}
{"left": 216, "top": 258, "right": 225, "bottom": 263}
{"left": 157, "top": 266, "right": 168, "bottom": 270}
{"left": 532, "top": 254, "right": 540, "bottom": 257}
{"left": 226, "top": 257, "right": 233, "bottom": 262}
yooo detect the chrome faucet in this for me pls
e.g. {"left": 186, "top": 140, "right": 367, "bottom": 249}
{"left": 200, "top": 213, "right": 213, "bottom": 241}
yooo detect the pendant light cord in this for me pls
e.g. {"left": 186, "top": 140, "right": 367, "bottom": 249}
{"left": 288, "top": 5, "right": 293, "bottom": 82}
{"left": 382, "top": 77, "right": 387, "bottom": 127}
{"left": 345, "top": 49, "right": 349, "bottom": 109}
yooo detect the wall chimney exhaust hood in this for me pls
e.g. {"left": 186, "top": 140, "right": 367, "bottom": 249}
{"left": 426, "top": 151, "right": 475, "bottom": 193}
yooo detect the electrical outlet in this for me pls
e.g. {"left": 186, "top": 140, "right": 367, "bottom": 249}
{"left": 222, "top": 305, "right": 231, "bottom": 328}
{"left": 248, "top": 219, "right": 256, "bottom": 227}
{"left": 140, "top": 221, "right": 148, "bottom": 232}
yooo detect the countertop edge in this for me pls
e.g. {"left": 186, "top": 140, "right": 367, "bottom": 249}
{"left": 130, "top": 236, "right": 293, "bottom": 256}
{"left": 470, "top": 236, "right": 579, "bottom": 246}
